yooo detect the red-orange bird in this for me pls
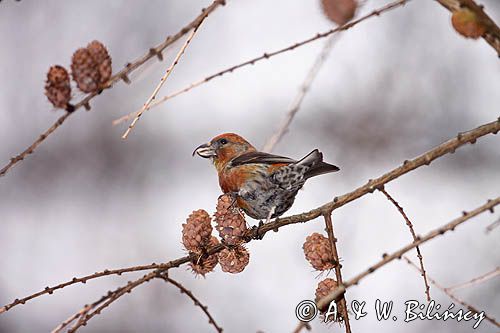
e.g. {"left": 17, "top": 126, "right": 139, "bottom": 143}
{"left": 193, "top": 133, "right": 339, "bottom": 221}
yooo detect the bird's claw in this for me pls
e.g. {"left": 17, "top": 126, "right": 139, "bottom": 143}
{"left": 249, "top": 220, "right": 265, "bottom": 240}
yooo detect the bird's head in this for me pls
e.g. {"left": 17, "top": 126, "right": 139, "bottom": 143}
{"left": 193, "top": 133, "right": 256, "bottom": 171}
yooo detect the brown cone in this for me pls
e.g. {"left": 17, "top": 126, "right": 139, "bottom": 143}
{"left": 315, "top": 278, "right": 338, "bottom": 301}
{"left": 45, "top": 65, "right": 72, "bottom": 109}
{"left": 303, "top": 232, "right": 337, "bottom": 271}
{"left": 315, "top": 278, "right": 346, "bottom": 321}
{"left": 218, "top": 245, "right": 250, "bottom": 274}
{"left": 451, "top": 8, "right": 486, "bottom": 39}
{"left": 71, "top": 48, "right": 100, "bottom": 93}
{"left": 321, "top": 0, "right": 357, "bottom": 25}
{"left": 190, "top": 236, "right": 219, "bottom": 277}
{"left": 87, "top": 40, "right": 112, "bottom": 85}
{"left": 214, "top": 194, "right": 247, "bottom": 245}
{"left": 182, "top": 209, "right": 213, "bottom": 253}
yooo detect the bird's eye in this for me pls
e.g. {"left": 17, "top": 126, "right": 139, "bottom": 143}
{"left": 219, "top": 138, "right": 228, "bottom": 145}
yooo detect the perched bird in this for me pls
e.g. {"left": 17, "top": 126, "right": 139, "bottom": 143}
{"left": 193, "top": 133, "right": 339, "bottom": 221}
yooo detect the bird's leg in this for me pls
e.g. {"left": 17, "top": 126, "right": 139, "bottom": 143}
{"left": 251, "top": 206, "right": 276, "bottom": 240}
{"left": 222, "top": 191, "right": 240, "bottom": 211}
{"left": 229, "top": 193, "right": 238, "bottom": 209}
{"left": 228, "top": 193, "right": 248, "bottom": 222}
{"left": 265, "top": 206, "right": 276, "bottom": 225}
{"left": 250, "top": 221, "right": 265, "bottom": 240}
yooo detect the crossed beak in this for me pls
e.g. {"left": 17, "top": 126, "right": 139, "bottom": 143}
{"left": 192, "top": 143, "right": 217, "bottom": 158}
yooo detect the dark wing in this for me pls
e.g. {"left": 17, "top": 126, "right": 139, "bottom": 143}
{"left": 230, "top": 151, "right": 297, "bottom": 166}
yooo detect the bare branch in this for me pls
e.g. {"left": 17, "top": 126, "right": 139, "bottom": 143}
{"left": 121, "top": 11, "right": 209, "bottom": 139}
{"left": 323, "top": 213, "right": 351, "bottom": 332}
{"left": 112, "top": 0, "right": 410, "bottom": 126}
{"left": 51, "top": 284, "right": 130, "bottom": 333}
{"left": 0, "top": 0, "right": 226, "bottom": 177}
{"left": 404, "top": 256, "right": 500, "bottom": 328}
{"left": 446, "top": 266, "right": 500, "bottom": 292}
{"left": 67, "top": 272, "right": 158, "bottom": 332}
{"left": 158, "top": 274, "right": 223, "bottom": 333}
{"left": 262, "top": 34, "right": 339, "bottom": 153}
{"left": 316, "top": 197, "right": 500, "bottom": 309}
{"left": 379, "top": 187, "right": 431, "bottom": 301}
{"left": 0, "top": 256, "right": 194, "bottom": 314}
{"left": 485, "top": 216, "right": 500, "bottom": 234}
{"left": 51, "top": 305, "right": 92, "bottom": 333}
{"left": 0, "top": 112, "right": 70, "bottom": 177}
{"left": 2, "top": 118, "right": 498, "bottom": 314}
{"left": 256, "top": 118, "right": 500, "bottom": 237}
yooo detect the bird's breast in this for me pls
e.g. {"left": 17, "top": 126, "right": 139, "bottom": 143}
{"left": 218, "top": 164, "right": 269, "bottom": 194}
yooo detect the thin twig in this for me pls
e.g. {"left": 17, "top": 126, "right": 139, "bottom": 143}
{"left": 323, "top": 213, "right": 351, "bottom": 332}
{"left": 316, "top": 197, "right": 500, "bottom": 309}
{"left": 158, "top": 274, "right": 223, "bottom": 333}
{"left": 254, "top": 118, "right": 500, "bottom": 237}
{"left": 262, "top": 34, "right": 339, "bottom": 152}
{"left": 0, "top": 112, "right": 70, "bottom": 177}
{"left": 446, "top": 266, "right": 500, "bottom": 292}
{"left": 51, "top": 284, "right": 129, "bottom": 333}
{"left": 67, "top": 272, "right": 158, "bottom": 333}
{"left": 2, "top": 118, "right": 498, "bottom": 314}
{"left": 51, "top": 304, "right": 92, "bottom": 333}
{"left": 121, "top": 12, "right": 208, "bottom": 139}
{"left": 485, "top": 216, "right": 500, "bottom": 233}
{"left": 0, "top": 262, "right": 169, "bottom": 314}
{"left": 404, "top": 256, "right": 500, "bottom": 328}
{"left": 379, "top": 187, "right": 431, "bottom": 301}
{"left": 0, "top": 0, "right": 226, "bottom": 177}
{"left": 112, "top": 0, "right": 410, "bottom": 126}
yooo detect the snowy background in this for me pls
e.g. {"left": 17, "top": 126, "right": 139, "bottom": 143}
{"left": 0, "top": 0, "right": 499, "bottom": 332}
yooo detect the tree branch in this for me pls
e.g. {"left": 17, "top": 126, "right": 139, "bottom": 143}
{"left": 63, "top": 196, "right": 499, "bottom": 331}
{"left": 66, "top": 271, "right": 158, "bottom": 332}
{"left": 262, "top": 34, "right": 339, "bottom": 153}
{"left": 0, "top": 0, "right": 226, "bottom": 177}
{"left": 446, "top": 266, "right": 499, "bottom": 292}
{"left": 112, "top": 0, "right": 410, "bottom": 126}
{"left": 2, "top": 117, "right": 498, "bottom": 315}
{"left": 316, "top": 197, "right": 500, "bottom": 309}
{"left": 255, "top": 118, "right": 500, "bottom": 237}
{"left": 157, "top": 274, "right": 223, "bottom": 333}
{"left": 379, "top": 187, "right": 431, "bottom": 301}
{"left": 323, "top": 213, "right": 351, "bottom": 332}
{"left": 485, "top": 216, "right": 500, "bottom": 234}
{"left": 0, "top": 256, "right": 194, "bottom": 314}
{"left": 51, "top": 283, "right": 131, "bottom": 333}
{"left": 404, "top": 256, "right": 500, "bottom": 328}
{"left": 121, "top": 10, "right": 209, "bottom": 139}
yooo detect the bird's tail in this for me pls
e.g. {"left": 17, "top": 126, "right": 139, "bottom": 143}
{"left": 296, "top": 149, "right": 340, "bottom": 179}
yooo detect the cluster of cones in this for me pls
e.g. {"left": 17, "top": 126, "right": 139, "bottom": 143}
{"left": 44, "top": 40, "right": 112, "bottom": 111}
{"left": 303, "top": 232, "right": 346, "bottom": 323}
{"left": 182, "top": 193, "right": 346, "bottom": 321}
{"left": 182, "top": 194, "right": 250, "bottom": 276}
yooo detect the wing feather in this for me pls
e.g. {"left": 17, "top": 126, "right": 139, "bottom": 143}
{"left": 230, "top": 151, "right": 296, "bottom": 166}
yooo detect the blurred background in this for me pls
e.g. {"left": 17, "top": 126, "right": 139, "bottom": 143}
{"left": 0, "top": 0, "right": 499, "bottom": 332}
